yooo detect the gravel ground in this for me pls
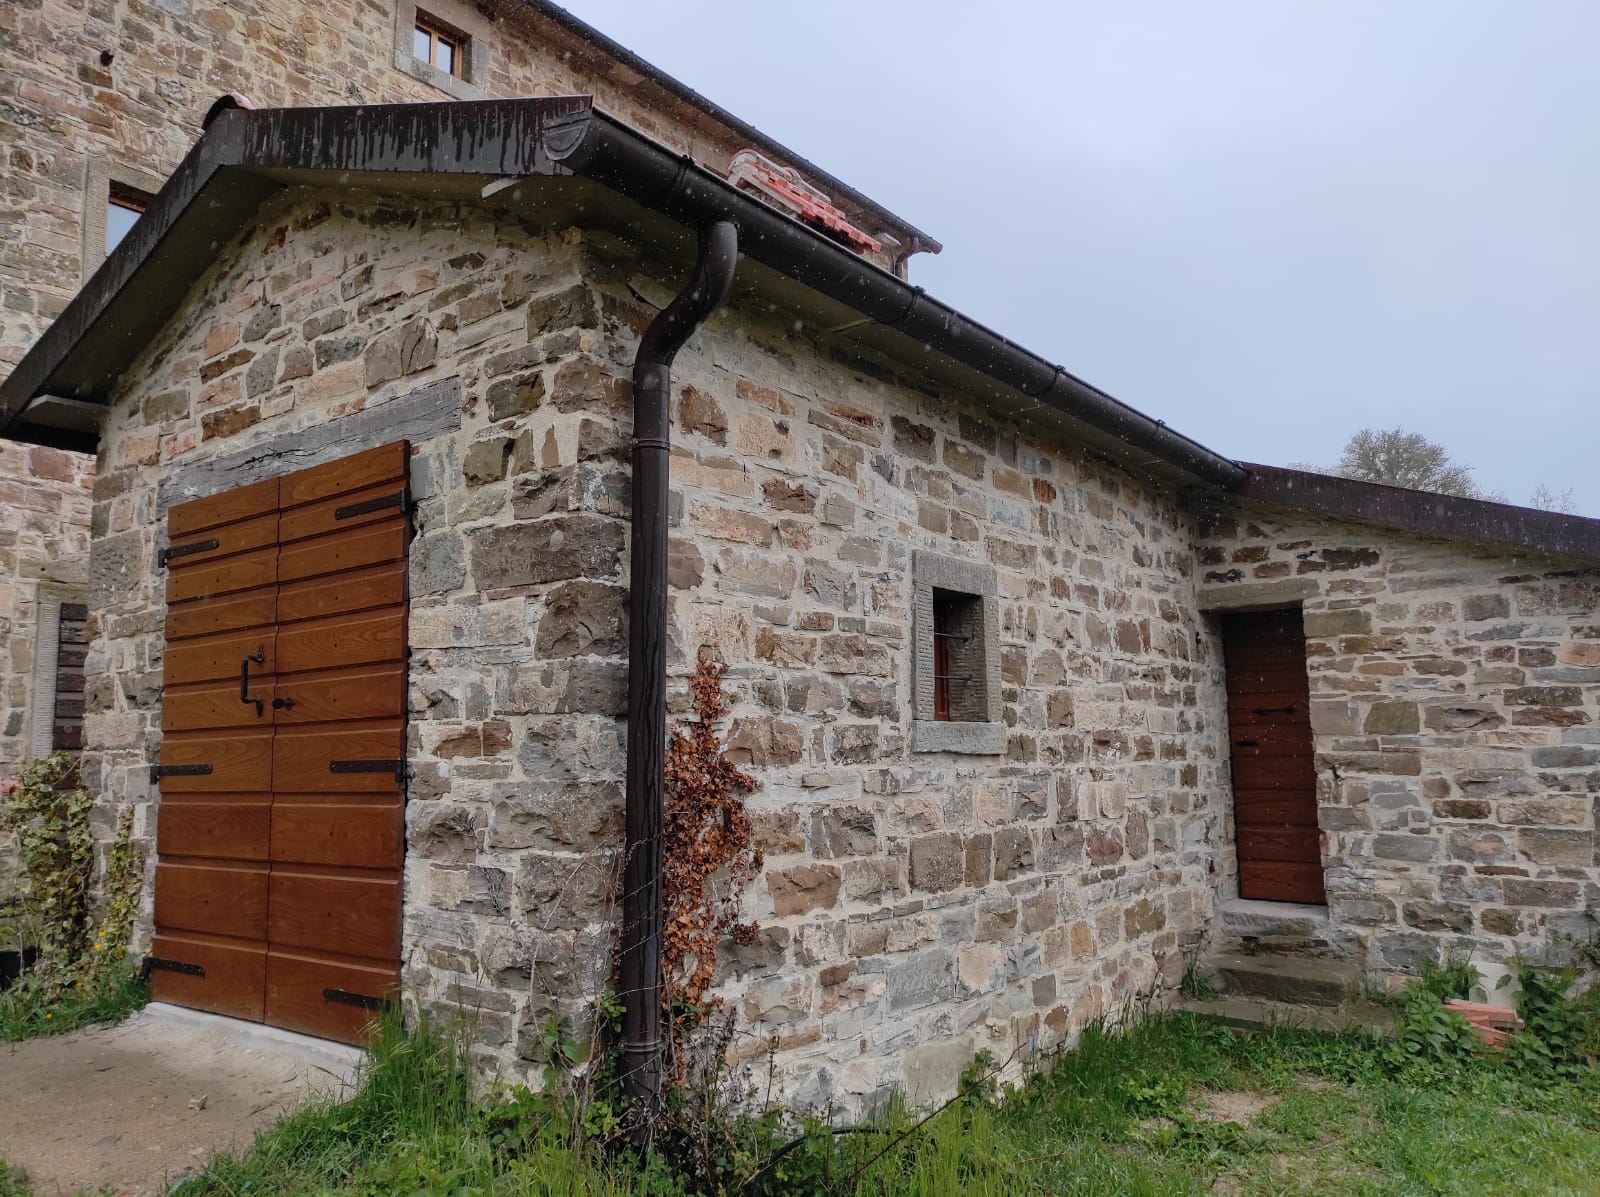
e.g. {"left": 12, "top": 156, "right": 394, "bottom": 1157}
{"left": 0, "top": 1004, "right": 360, "bottom": 1196}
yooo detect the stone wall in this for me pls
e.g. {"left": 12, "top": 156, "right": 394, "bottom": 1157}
{"left": 1198, "top": 506, "right": 1600, "bottom": 977}
{"left": 0, "top": 0, "right": 904, "bottom": 379}
{"left": 84, "top": 185, "right": 1231, "bottom": 1108}
{"left": 0, "top": 440, "right": 94, "bottom": 897}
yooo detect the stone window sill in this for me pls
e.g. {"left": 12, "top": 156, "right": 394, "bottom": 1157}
{"left": 392, "top": 50, "right": 486, "bottom": 101}
{"left": 911, "top": 720, "right": 1006, "bottom": 755}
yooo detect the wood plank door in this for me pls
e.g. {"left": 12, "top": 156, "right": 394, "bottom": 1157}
{"left": 152, "top": 443, "right": 409, "bottom": 1043}
{"left": 1220, "top": 609, "right": 1325, "bottom": 905}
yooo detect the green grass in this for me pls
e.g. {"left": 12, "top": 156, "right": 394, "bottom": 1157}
{"left": 0, "top": 962, "right": 148, "bottom": 1042}
{"left": 172, "top": 1007, "right": 1600, "bottom": 1197}
{"left": 0, "top": 1161, "right": 32, "bottom": 1197}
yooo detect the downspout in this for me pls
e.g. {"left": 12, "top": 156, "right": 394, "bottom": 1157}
{"left": 619, "top": 220, "right": 740, "bottom": 1115}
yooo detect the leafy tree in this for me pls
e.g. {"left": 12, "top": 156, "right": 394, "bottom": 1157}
{"left": 1328, "top": 428, "right": 1494, "bottom": 498}
{"left": 1299, "top": 428, "right": 1582, "bottom": 513}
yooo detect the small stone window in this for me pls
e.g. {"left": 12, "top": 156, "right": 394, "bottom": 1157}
{"left": 105, "top": 184, "right": 150, "bottom": 255}
{"left": 394, "top": 0, "right": 492, "bottom": 99}
{"left": 413, "top": 13, "right": 467, "bottom": 78}
{"left": 912, "top": 551, "right": 1004, "bottom": 754}
{"left": 82, "top": 160, "right": 164, "bottom": 281}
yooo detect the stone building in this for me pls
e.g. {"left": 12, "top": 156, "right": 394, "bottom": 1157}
{"left": 2, "top": 94, "right": 1596, "bottom": 1108}
{"left": 0, "top": 19, "right": 1595, "bottom": 1113}
{"left": 0, "top": 0, "right": 932, "bottom": 972}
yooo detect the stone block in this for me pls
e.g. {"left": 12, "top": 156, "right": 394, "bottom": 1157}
{"left": 1372, "top": 833, "right": 1438, "bottom": 863}
{"left": 909, "top": 832, "right": 964, "bottom": 892}
{"left": 1364, "top": 701, "right": 1419, "bottom": 735}
{"left": 767, "top": 864, "right": 842, "bottom": 916}
{"left": 809, "top": 806, "right": 879, "bottom": 858}
{"left": 535, "top": 581, "right": 627, "bottom": 658}
{"left": 470, "top": 515, "right": 624, "bottom": 589}
{"left": 1517, "top": 828, "right": 1593, "bottom": 867}
{"left": 887, "top": 948, "right": 956, "bottom": 1010}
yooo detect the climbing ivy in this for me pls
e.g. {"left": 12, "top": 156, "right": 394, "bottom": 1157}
{"left": 0, "top": 752, "right": 143, "bottom": 1000}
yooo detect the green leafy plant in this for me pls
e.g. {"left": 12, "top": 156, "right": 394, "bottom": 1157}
{"left": 1387, "top": 985, "right": 1481, "bottom": 1073}
{"left": 959, "top": 1049, "right": 1001, "bottom": 1110}
{"left": 0, "top": 754, "right": 96, "bottom": 989}
{"left": 1507, "top": 964, "right": 1595, "bottom": 1078}
{"left": 0, "top": 753, "right": 147, "bottom": 1038}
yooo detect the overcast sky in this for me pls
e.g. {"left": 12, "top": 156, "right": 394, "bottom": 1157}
{"left": 563, "top": 2, "right": 1599, "bottom": 513}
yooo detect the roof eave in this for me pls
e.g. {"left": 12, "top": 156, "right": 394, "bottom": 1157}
{"left": 1233, "top": 463, "right": 1600, "bottom": 567}
{"left": 0, "top": 96, "right": 1242, "bottom": 492}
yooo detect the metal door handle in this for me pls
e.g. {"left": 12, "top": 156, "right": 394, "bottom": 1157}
{"left": 240, "top": 648, "right": 265, "bottom": 717}
{"left": 272, "top": 696, "right": 295, "bottom": 711}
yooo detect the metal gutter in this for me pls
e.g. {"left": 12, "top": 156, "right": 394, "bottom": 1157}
{"left": 547, "top": 107, "right": 1247, "bottom": 490}
{"left": 0, "top": 97, "right": 1243, "bottom": 489}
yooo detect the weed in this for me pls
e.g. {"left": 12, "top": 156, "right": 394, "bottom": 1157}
{"left": 1179, "top": 950, "right": 1220, "bottom": 1000}
{"left": 0, "top": 1160, "right": 30, "bottom": 1197}
{"left": 168, "top": 1004, "right": 1600, "bottom": 1197}
{"left": 0, "top": 958, "right": 146, "bottom": 1042}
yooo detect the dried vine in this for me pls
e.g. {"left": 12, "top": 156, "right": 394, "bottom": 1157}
{"left": 660, "top": 652, "right": 762, "bottom": 1012}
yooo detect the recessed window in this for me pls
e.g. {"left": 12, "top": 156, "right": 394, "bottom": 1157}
{"left": 413, "top": 14, "right": 466, "bottom": 78}
{"left": 912, "top": 551, "right": 1004, "bottom": 754}
{"left": 932, "top": 589, "right": 985, "bottom": 723}
{"left": 106, "top": 186, "right": 150, "bottom": 254}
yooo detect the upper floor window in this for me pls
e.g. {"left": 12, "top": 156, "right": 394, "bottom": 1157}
{"left": 106, "top": 186, "right": 150, "bottom": 254}
{"left": 413, "top": 14, "right": 467, "bottom": 78}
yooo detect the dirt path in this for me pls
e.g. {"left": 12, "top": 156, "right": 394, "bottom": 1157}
{"left": 0, "top": 1004, "right": 361, "bottom": 1196}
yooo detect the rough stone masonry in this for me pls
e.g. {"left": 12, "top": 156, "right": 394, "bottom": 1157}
{"left": 83, "top": 187, "right": 1231, "bottom": 1108}
{"left": 1199, "top": 506, "right": 1599, "bottom": 976}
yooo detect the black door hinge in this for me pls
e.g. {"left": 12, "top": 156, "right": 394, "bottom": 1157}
{"left": 323, "top": 987, "right": 387, "bottom": 1011}
{"left": 142, "top": 956, "right": 205, "bottom": 978}
{"left": 158, "top": 537, "right": 220, "bottom": 567}
{"left": 334, "top": 490, "right": 408, "bottom": 521}
{"left": 150, "top": 762, "right": 214, "bottom": 783}
{"left": 329, "top": 758, "right": 404, "bottom": 781}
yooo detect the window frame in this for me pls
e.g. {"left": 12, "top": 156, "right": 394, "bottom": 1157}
{"left": 911, "top": 550, "right": 1005, "bottom": 754}
{"left": 413, "top": 14, "right": 465, "bottom": 79}
{"left": 393, "top": 0, "right": 492, "bottom": 100}
{"left": 81, "top": 160, "right": 165, "bottom": 283}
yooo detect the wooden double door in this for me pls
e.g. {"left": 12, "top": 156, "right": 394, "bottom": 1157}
{"left": 1220, "top": 608, "right": 1326, "bottom": 905}
{"left": 150, "top": 442, "right": 410, "bottom": 1044}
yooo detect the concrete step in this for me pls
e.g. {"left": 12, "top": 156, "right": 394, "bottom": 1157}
{"left": 1171, "top": 995, "right": 1395, "bottom": 1037}
{"left": 1204, "top": 953, "right": 1364, "bottom": 1008}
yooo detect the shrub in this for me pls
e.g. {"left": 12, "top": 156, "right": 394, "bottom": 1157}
{"left": 0, "top": 753, "right": 146, "bottom": 1037}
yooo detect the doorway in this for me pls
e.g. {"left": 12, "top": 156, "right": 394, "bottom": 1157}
{"left": 1220, "top": 608, "right": 1325, "bottom": 905}
{"left": 148, "top": 442, "right": 410, "bottom": 1044}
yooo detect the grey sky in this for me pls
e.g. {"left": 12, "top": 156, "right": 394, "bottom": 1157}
{"left": 563, "top": 2, "right": 1599, "bottom": 513}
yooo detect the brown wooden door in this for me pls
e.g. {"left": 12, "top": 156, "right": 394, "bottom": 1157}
{"left": 1220, "top": 609, "right": 1325, "bottom": 904}
{"left": 152, "top": 443, "right": 409, "bottom": 1043}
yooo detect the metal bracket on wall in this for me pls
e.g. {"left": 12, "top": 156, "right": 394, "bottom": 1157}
{"left": 334, "top": 490, "right": 408, "bottom": 521}
{"left": 158, "top": 538, "right": 219, "bottom": 567}
{"left": 150, "top": 762, "right": 214, "bottom": 783}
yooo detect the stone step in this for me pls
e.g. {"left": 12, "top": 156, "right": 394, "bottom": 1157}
{"left": 1204, "top": 953, "right": 1364, "bottom": 1008}
{"left": 1216, "top": 898, "right": 1330, "bottom": 945}
{"left": 1171, "top": 995, "right": 1395, "bottom": 1037}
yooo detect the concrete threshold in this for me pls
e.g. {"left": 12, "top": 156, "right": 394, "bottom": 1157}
{"left": 139, "top": 1003, "right": 366, "bottom": 1089}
